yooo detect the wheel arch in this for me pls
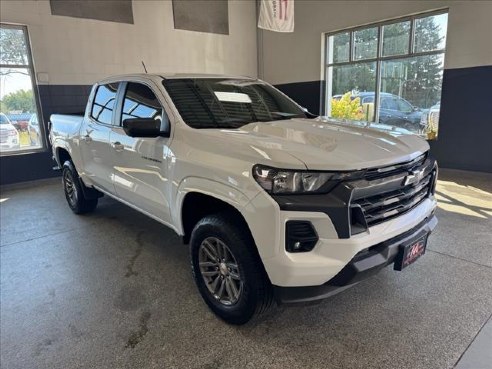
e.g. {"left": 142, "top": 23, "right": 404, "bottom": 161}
{"left": 175, "top": 177, "right": 256, "bottom": 245}
{"left": 56, "top": 147, "right": 71, "bottom": 167}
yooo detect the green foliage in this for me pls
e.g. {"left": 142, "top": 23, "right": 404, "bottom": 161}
{"left": 0, "top": 89, "right": 35, "bottom": 113}
{"left": 0, "top": 27, "right": 28, "bottom": 65}
{"left": 331, "top": 92, "right": 364, "bottom": 120}
{"left": 331, "top": 16, "right": 445, "bottom": 109}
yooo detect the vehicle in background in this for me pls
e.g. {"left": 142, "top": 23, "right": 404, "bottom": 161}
{"left": 420, "top": 102, "right": 440, "bottom": 139}
{"left": 50, "top": 74, "right": 438, "bottom": 324}
{"left": 28, "top": 113, "right": 41, "bottom": 145}
{"left": 7, "top": 112, "right": 31, "bottom": 132}
{"left": 333, "top": 92, "right": 424, "bottom": 132}
{"left": 0, "top": 113, "right": 20, "bottom": 151}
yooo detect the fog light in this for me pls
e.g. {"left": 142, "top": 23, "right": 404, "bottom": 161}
{"left": 285, "top": 221, "right": 318, "bottom": 253}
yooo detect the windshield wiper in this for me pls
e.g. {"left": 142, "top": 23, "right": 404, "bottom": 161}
{"left": 270, "top": 112, "right": 305, "bottom": 121}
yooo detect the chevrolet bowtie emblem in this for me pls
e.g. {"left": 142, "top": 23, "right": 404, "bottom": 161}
{"left": 404, "top": 169, "right": 425, "bottom": 186}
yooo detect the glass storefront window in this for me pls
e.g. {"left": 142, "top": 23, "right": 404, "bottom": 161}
{"left": 325, "top": 11, "right": 448, "bottom": 140}
{"left": 0, "top": 24, "right": 43, "bottom": 154}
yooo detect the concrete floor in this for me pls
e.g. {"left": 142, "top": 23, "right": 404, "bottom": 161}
{"left": 1, "top": 169, "right": 491, "bottom": 369}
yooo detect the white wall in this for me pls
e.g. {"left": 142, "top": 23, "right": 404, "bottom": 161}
{"left": 0, "top": 0, "right": 258, "bottom": 85}
{"left": 260, "top": 0, "right": 492, "bottom": 84}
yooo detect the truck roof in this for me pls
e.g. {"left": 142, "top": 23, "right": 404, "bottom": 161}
{"left": 98, "top": 73, "right": 255, "bottom": 85}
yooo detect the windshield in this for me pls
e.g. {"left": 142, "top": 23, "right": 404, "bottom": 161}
{"left": 162, "top": 78, "right": 309, "bottom": 129}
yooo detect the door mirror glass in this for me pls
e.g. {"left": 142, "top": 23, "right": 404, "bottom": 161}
{"left": 122, "top": 118, "right": 168, "bottom": 138}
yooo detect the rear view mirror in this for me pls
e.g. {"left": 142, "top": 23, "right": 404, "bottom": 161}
{"left": 122, "top": 118, "right": 169, "bottom": 138}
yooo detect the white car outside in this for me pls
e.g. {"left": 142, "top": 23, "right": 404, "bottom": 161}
{"left": 0, "top": 113, "right": 20, "bottom": 151}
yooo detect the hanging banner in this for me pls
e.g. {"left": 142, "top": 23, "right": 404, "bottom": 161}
{"left": 258, "top": 0, "right": 294, "bottom": 33}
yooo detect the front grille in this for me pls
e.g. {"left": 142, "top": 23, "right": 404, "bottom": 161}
{"left": 351, "top": 156, "right": 436, "bottom": 229}
{"left": 364, "top": 153, "right": 427, "bottom": 180}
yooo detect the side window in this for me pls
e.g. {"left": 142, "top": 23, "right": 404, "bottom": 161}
{"left": 121, "top": 82, "right": 165, "bottom": 125}
{"left": 396, "top": 97, "right": 413, "bottom": 113}
{"left": 380, "top": 97, "right": 390, "bottom": 109}
{"left": 91, "top": 83, "right": 119, "bottom": 125}
{"left": 381, "top": 97, "right": 398, "bottom": 110}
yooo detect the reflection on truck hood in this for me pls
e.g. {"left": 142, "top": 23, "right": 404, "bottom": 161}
{"left": 221, "top": 117, "right": 429, "bottom": 171}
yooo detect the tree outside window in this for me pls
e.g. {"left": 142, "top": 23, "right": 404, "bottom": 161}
{"left": 325, "top": 12, "right": 448, "bottom": 139}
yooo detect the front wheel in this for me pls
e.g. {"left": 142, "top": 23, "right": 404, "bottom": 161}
{"left": 62, "top": 161, "right": 98, "bottom": 214}
{"left": 190, "top": 212, "right": 274, "bottom": 325}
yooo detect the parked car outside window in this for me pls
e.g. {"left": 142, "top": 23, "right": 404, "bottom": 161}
{"left": 28, "top": 113, "right": 41, "bottom": 146}
{"left": 0, "top": 112, "right": 20, "bottom": 152}
{"left": 333, "top": 92, "right": 424, "bottom": 132}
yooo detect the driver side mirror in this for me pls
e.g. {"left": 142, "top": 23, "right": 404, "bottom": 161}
{"left": 122, "top": 118, "right": 170, "bottom": 138}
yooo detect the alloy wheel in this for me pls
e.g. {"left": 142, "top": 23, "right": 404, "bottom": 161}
{"left": 198, "top": 237, "right": 243, "bottom": 305}
{"left": 64, "top": 171, "right": 77, "bottom": 207}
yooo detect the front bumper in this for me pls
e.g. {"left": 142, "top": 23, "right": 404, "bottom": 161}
{"left": 273, "top": 214, "right": 437, "bottom": 303}
{"left": 242, "top": 155, "right": 438, "bottom": 292}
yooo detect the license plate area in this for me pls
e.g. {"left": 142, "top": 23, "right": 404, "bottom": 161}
{"left": 394, "top": 234, "right": 428, "bottom": 271}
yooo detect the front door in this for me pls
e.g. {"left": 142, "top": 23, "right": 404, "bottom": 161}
{"left": 110, "top": 81, "right": 172, "bottom": 224}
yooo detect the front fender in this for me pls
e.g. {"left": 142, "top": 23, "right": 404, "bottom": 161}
{"left": 173, "top": 176, "right": 257, "bottom": 235}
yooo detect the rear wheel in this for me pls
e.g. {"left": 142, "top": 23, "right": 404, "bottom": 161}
{"left": 62, "top": 161, "right": 98, "bottom": 214}
{"left": 190, "top": 212, "right": 274, "bottom": 325}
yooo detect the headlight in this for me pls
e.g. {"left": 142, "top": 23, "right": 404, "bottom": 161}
{"left": 253, "top": 165, "right": 357, "bottom": 194}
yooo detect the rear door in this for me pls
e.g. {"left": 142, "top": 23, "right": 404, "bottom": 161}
{"left": 109, "top": 80, "right": 173, "bottom": 223}
{"left": 79, "top": 82, "right": 119, "bottom": 193}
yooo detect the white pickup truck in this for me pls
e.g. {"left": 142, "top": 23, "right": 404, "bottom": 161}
{"left": 50, "top": 74, "right": 438, "bottom": 324}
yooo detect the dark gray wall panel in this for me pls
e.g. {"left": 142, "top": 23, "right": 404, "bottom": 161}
{"left": 275, "top": 81, "right": 324, "bottom": 115}
{"left": 50, "top": 0, "right": 134, "bottom": 24}
{"left": 1, "top": 85, "right": 91, "bottom": 186}
{"left": 429, "top": 66, "right": 492, "bottom": 173}
{"left": 172, "top": 0, "right": 229, "bottom": 35}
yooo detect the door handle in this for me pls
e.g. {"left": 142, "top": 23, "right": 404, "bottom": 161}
{"left": 112, "top": 142, "right": 124, "bottom": 151}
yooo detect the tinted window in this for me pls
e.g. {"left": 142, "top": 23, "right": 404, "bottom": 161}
{"left": 91, "top": 83, "right": 119, "bottom": 125}
{"left": 396, "top": 97, "right": 413, "bottom": 113}
{"left": 381, "top": 97, "right": 398, "bottom": 110}
{"left": 121, "top": 83, "right": 163, "bottom": 124}
{"left": 163, "top": 78, "right": 307, "bottom": 129}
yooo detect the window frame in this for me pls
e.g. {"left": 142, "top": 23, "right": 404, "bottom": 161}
{"left": 89, "top": 83, "right": 120, "bottom": 126}
{"left": 0, "top": 23, "right": 45, "bottom": 156}
{"left": 116, "top": 80, "right": 171, "bottom": 137}
{"left": 120, "top": 82, "right": 165, "bottom": 123}
{"left": 323, "top": 9, "right": 448, "bottom": 123}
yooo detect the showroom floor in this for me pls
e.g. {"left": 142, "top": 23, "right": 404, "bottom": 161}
{"left": 1, "top": 169, "right": 491, "bottom": 369}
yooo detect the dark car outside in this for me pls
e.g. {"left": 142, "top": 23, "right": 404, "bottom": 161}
{"left": 333, "top": 92, "right": 425, "bottom": 133}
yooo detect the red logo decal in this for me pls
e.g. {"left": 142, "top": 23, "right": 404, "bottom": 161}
{"left": 404, "top": 241, "right": 425, "bottom": 265}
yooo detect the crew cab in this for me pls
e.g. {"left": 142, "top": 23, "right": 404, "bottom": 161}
{"left": 50, "top": 74, "right": 438, "bottom": 324}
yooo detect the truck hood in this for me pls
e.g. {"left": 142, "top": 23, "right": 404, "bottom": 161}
{"left": 223, "top": 117, "right": 429, "bottom": 170}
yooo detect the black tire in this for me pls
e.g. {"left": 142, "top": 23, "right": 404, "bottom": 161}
{"left": 190, "top": 212, "right": 275, "bottom": 325}
{"left": 62, "top": 160, "right": 98, "bottom": 214}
